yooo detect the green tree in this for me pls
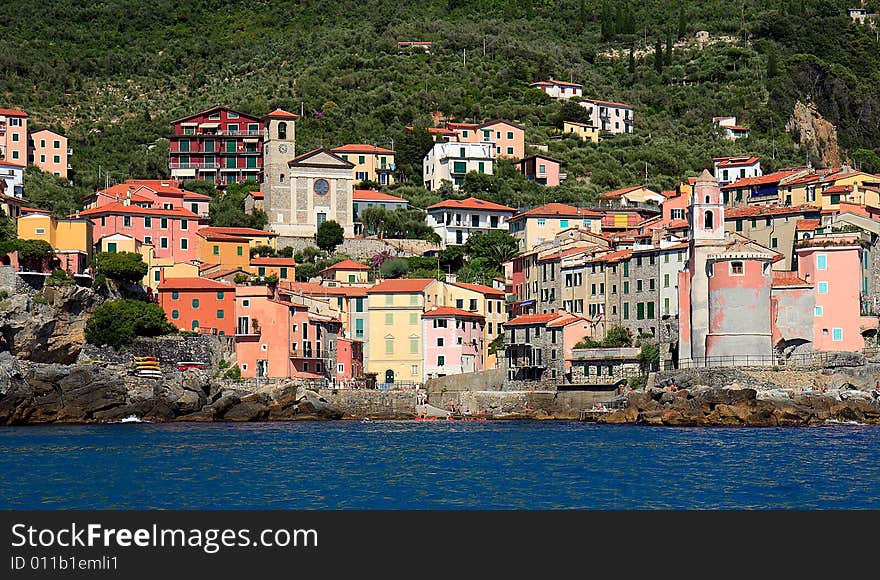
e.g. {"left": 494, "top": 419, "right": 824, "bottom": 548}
{"left": 209, "top": 179, "right": 267, "bottom": 229}
{"left": 852, "top": 149, "right": 880, "bottom": 173}
{"left": 0, "top": 209, "right": 16, "bottom": 242}
{"left": 0, "top": 239, "right": 54, "bottom": 271}
{"left": 677, "top": 7, "right": 687, "bottom": 39}
{"left": 767, "top": 46, "right": 779, "bottom": 79}
{"left": 23, "top": 166, "right": 87, "bottom": 218}
{"left": 180, "top": 179, "right": 218, "bottom": 197}
{"left": 396, "top": 126, "right": 434, "bottom": 183}
{"left": 628, "top": 45, "right": 636, "bottom": 77}
{"left": 85, "top": 299, "right": 176, "bottom": 349}
{"left": 654, "top": 37, "right": 664, "bottom": 74}
{"left": 94, "top": 251, "right": 148, "bottom": 283}
{"left": 379, "top": 257, "right": 409, "bottom": 278}
{"left": 464, "top": 230, "right": 519, "bottom": 269}
{"left": 637, "top": 341, "right": 660, "bottom": 372}
{"left": 603, "top": 326, "right": 633, "bottom": 347}
{"left": 665, "top": 32, "right": 673, "bottom": 66}
{"left": 316, "top": 220, "right": 345, "bottom": 252}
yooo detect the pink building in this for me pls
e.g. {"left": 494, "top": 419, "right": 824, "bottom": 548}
{"left": 432, "top": 119, "right": 525, "bottom": 160}
{"left": 0, "top": 108, "right": 28, "bottom": 166}
{"left": 516, "top": 154, "right": 561, "bottom": 186}
{"left": 28, "top": 129, "right": 70, "bottom": 179}
{"left": 79, "top": 202, "right": 205, "bottom": 262}
{"left": 796, "top": 235, "right": 876, "bottom": 352}
{"left": 234, "top": 286, "right": 345, "bottom": 380}
{"left": 336, "top": 338, "right": 364, "bottom": 384}
{"left": 422, "top": 306, "right": 485, "bottom": 379}
{"left": 84, "top": 179, "right": 211, "bottom": 217}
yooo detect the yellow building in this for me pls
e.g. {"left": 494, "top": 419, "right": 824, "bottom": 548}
{"left": 330, "top": 144, "right": 396, "bottom": 187}
{"left": 320, "top": 259, "right": 371, "bottom": 285}
{"left": 365, "top": 278, "right": 439, "bottom": 384}
{"left": 196, "top": 228, "right": 258, "bottom": 270}
{"left": 562, "top": 121, "right": 600, "bottom": 143}
{"left": 439, "top": 278, "right": 508, "bottom": 369}
{"left": 248, "top": 257, "right": 296, "bottom": 282}
{"left": 17, "top": 212, "right": 93, "bottom": 274}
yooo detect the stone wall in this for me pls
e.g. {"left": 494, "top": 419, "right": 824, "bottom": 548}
{"left": 277, "top": 236, "right": 438, "bottom": 260}
{"left": 425, "top": 368, "right": 504, "bottom": 397}
{"left": 319, "top": 388, "right": 417, "bottom": 419}
{"left": 79, "top": 335, "right": 233, "bottom": 371}
{"left": 434, "top": 388, "right": 618, "bottom": 419}
{"left": 0, "top": 267, "right": 38, "bottom": 295}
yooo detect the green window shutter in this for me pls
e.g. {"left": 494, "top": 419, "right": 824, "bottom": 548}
{"left": 453, "top": 161, "right": 467, "bottom": 174}
{"left": 623, "top": 303, "right": 629, "bottom": 320}
{"left": 409, "top": 338, "right": 419, "bottom": 354}
{"left": 258, "top": 267, "right": 265, "bottom": 276}
{"left": 192, "top": 299, "right": 199, "bottom": 309}
{"left": 213, "top": 245, "right": 219, "bottom": 255}
{"left": 637, "top": 303, "right": 645, "bottom": 320}
{"left": 647, "top": 302, "right": 655, "bottom": 319}
{"left": 172, "top": 310, "right": 179, "bottom": 319}
{"left": 171, "top": 291, "right": 179, "bottom": 300}
{"left": 237, "top": 246, "right": 243, "bottom": 256}
{"left": 217, "top": 292, "right": 224, "bottom": 300}
{"left": 217, "top": 310, "right": 224, "bottom": 319}
{"left": 280, "top": 267, "right": 288, "bottom": 278}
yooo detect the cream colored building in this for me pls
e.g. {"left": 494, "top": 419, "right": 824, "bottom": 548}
{"left": 331, "top": 144, "right": 395, "bottom": 186}
{"left": 439, "top": 277, "right": 508, "bottom": 369}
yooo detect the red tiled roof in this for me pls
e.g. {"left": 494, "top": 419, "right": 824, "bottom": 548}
{"left": 0, "top": 108, "right": 28, "bottom": 117}
{"left": 537, "top": 246, "right": 596, "bottom": 263}
{"left": 600, "top": 186, "right": 645, "bottom": 200}
{"left": 580, "top": 98, "right": 633, "bottom": 109}
{"left": 0, "top": 159, "right": 26, "bottom": 168}
{"left": 426, "top": 197, "right": 515, "bottom": 212}
{"left": 713, "top": 156, "right": 760, "bottom": 168}
{"left": 263, "top": 108, "right": 299, "bottom": 120}
{"left": 445, "top": 122, "right": 479, "bottom": 130}
{"left": 197, "top": 226, "right": 276, "bottom": 238}
{"left": 367, "top": 278, "right": 436, "bottom": 294}
{"left": 280, "top": 281, "right": 369, "bottom": 298}
{"left": 725, "top": 204, "right": 820, "bottom": 219}
{"left": 250, "top": 257, "right": 296, "bottom": 266}
{"left": 478, "top": 119, "right": 525, "bottom": 131}
{"left": 530, "top": 79, "right": 583, "bottom": 89}
{"left": 547, "top": 313, "right": 587, "bottom": 328}
{"left": 726, "top": 125, "right": 750, "bottom": 131}
{"left": 588, "top": 249, "right": 632, "bottom": 264}
{"left": 158, "top": 277, "right": 233, "bottom": 291}
{"left": 795, "top": 219, "right": 821, "bottom": 231}
{"left": 451, "top": 282, "right": 506, "bottom": 297}
{"left": 426, "top": 127, "right": 456, "bottom": 136}
{"left": 505, "top": 312, "right": 565, "bottom": 326}
{"left": 331, "top": 144, "right": 395, "bottom": 155}
{"left": 771, "top": 271, "right": 812, "bottom": 288}
{"left": 422, "top": 306, "right": 485, "bottom": 320}
{"left": 821, "top": 184, "right": 853, "bottom": 195}
{"left": 183, "top": 192, "right": 211, "bottom": 200}
{"left": 205, "top": 267, "right": 248, "bottom": 280}
{"left": 321, "top": 259, "right": 370, "bottom": 272}
{"left": 784, "top": 173, "right": 823, "bottom": 186}
{"left": 353, "top": 189, "right": 407, "bottom": 203}
{"left": 248, "top": 190, "right": 264, "bottom": 199}
{"left": 512, "top": 202, "right": 603, "bottom": 219}
{"left": 666, "top": 219, "right": 690, "bottom": 230}
{"left": 79, "top": 202, "right": 200, "bottom": 218}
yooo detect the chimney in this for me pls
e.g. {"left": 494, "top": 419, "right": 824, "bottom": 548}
{"left": 445, "top": 273, "right": 457, "bottom": 284}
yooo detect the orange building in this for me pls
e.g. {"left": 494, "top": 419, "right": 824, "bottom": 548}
{"left": 157, "top": 277, "right": 236, "bottom": 335}
{"left": 28, "top": 128, "right": 70, "bottom": 179}
{"left": 197, "top": 226, "right": 277, "bottom": 270}
{"left": 0, "top": 108, "right": 28, "bottom": 166}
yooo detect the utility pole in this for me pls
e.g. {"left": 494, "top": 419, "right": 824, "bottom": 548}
{"left": 300, "top": 101, "right": 304, "bottom": 117}
{"left": 463, "top": 48, "right": 466, "bottom": 68}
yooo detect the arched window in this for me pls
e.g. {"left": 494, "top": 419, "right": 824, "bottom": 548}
{"left": 704, "top": 210, "right": 714, "bottom": 230}
{"left": 280, "top": 173, "right": 285, "bottom": 183}
{"left": 705, "top": 195, "right": 710, "bottom": 204}
{"left": 278, "top": 122, "right": 287, "bottom": 140}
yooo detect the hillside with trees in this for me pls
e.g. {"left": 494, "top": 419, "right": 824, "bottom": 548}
{"left": 2, "top": 0, "right": 879, "bottom": 212}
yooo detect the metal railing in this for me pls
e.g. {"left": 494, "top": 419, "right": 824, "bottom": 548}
{"left": 665, "top": 351, "right": 870, "bottom": 370}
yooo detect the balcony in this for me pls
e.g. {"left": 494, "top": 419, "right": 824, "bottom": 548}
{"left": 216, "top": 129, "right": 264, "bottom": 137}
{"left": 509, "top": 356, "right": 546, "bottom": 368}
{"left": 170, "top": 161, "right": 221, "bottom": 170}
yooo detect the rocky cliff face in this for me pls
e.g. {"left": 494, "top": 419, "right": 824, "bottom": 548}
{"left": 786, "top": 100, "right": 843, "bottom": 168}
{"left": 0, "top": 283, "right": 104, "bottom": 364}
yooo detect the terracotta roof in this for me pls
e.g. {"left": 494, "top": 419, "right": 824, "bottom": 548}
{"left": 516, "top": 153, "right": 562, "bottom": 165}
{"left": 725, "top": 125, "right": 750, "bottom": 131}
{"left": 352, "top": 189, "right": 408, "bottom": 203}
{"left": 563, "top": 121, "right": 595, "bottom": 128}
{"left": 588, "top": 249, "right": 632, "bottom": 264}
{"left": 331, "top": 144, "right": 395, "bottom": 155}
{"left": 721, "top": 170, "right": 803, "bottom": 190}
{"left": 445, "top": 122, "right": 479, "bottom": 130}
{"left": 512, "top": 202, "right": 603, "bottom": 219}
{"left": 660, "top": 242, "right": 689, "bottom": 251}
{"left": 725, "top": 204, "right": 820, "bottom": 219}
{"left": 426, "top": 127, "right": 456, "bottom": 136}
{"left": 422, "top": 306, "right": 485, "bottom": 320}
{"left": 280, "top": 281, "right": 369, "bottom": 298}
{"left": 197, "top": 226, "right": 276, "bottom": 238}
{"left": 547, "top": 313, "right": 587, "bottom": 328}
{"left": 321, "top": 259, "right": 370, "bottom": 272}
{"left": 822, "top": 184, "right": 853, "bottom": 194}
{"left": 580, "top": 98, "right": 633, "bottom": 109}
{"left": 714, "top": 156, "right": 760, "bottom": 168}
{"left": 79, "top": 202, "right": 200, "bottom": 218}
{"left": 426, "top": 197, "right": 515, "bottom": 212}
{"left": 505, "top": 312, "right": 566, "bottom": 326}
{"left": 158, "top": 277, "right": 233, "bottom": 291}
{"left": 205, "top": 267, "right": 248, "bottom": 280}
{"left": 199, "top": 263, "right": 219, "bottom": 273}
{"left": 784, "top": 173, "right": 823, "bottom": 186}
{"left": 249, "top": 191, "right": 264, "bottom": 199}
{"left": 477, "top": 119, "right": 525, "bottom": 131}
{"left": 537, "top": 246, "right": 596, "bottom": 263}
{"left": 667, "top": 219, "right": 689, "bottom": 230}
{"left": 171, "top": 106, "right": 260, "bottom": 125}
{"left": 0, "top": 159, "right": 26, "bottom": 168}
{"left": 263, "top": 108, "right": 299, "bottom": 120}
{"left": 600, "top": 186, "right": 650, "bottom": 200}
{"left": 795, "top": 219, "right": 821, "bottom": 231}
{"left": 250, "top": 257, "right": 296, "bottom": 266}
{"left": 771, "top": 271, "right": 812, "bottom": 288}
{"left": 450, "top": 282, "right": 505, "bottom": 297}
{"left": 0, "top": 108, "right": 28, "bottom": 117}
{"left": 183, "top": 192, "right": 211, "bottom": 200}
{"left": 530, "top": 79, "right": 583, "bottom": 89}
{"left": 367, "top": 278, "right": 436, "bottom": 294}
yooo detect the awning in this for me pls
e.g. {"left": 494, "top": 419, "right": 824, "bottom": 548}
{"left": 198, "top": 122, "right": 220, "bottom": 129}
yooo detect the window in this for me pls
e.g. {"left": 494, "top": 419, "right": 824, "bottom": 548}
{"left": 385, "top": 313, "right": 394, "bottom": 325}
{"left": 437, "top": 337, "right": 444, "bottom": 347}
{"left": 560, "top": 219, "right": 569, "bottom": 229}
{"left": 649, "top": 279, "right": 655, "bottom": 290}
{"left": 122, "top": 215, "right": 131, "bottom": 228}
{"left": 704, "top": 210, "right": 713, "bottom": 229}
{"left": 623, "top": 281, "right": 630, "bottom": 294}
{"left": 815, "top": 306, "right": 823, "bottom": 317}
{"left": 179, "top": 238, "right": 188, "bottom": 250}
{"left": 818, "top": 282, "right": 828, "bottom": 294}
{"left": 507, "top": 147, "right": 514, "bottom": 155}
{"left": 623, "top": 303, "right": 629, "bottom": 320}
{"left": 154, "top": 270, "right": 160, "bottom": 283}
{"left": 171, "top": 309, "right": 179, "bottom": 320}
{"left": 433, "top": 319, "right": 448, "bottom": 328}
{"left": 469, "top": 299, "right": 478, "bottom": 311}
{"left": 771, "top": 238, "right": 778, "bottom": 249}
{"left": 160, "top": 237, "right": 168, "bottom": 249}
{"left": 664, "top": 274, "right": 670, "bottom": 288}
{"left": 237, "top": 246, "right": 243, "bottom": 257}
{"left": 471, "top": 214, "right": 480, "bottom": 227}
{"left": 410, "top": 294, "right": 419, "bottom": 305}
{"left": 280, "top": 267, "right": 288, "bottom": 279}
{"left": 171, "top": 291, "right": 179, "bottom": 300}
{"left": 258, "top": 267, "right": 266, "bottom": 276}
{"left": 832, "top": 328, "right": 843, "bottom": 342}
{"left": 410, "top": 313, "right": 418, "bottom": 325}
{"left": 180, "top": 219, "right": 188, "bottom": 231}
{"left": 411, "top": 365, "right": 419, "bottom": 376}
{"left": 637, "top": 303, "right": 645, "bottom": 320}
{"left": 217, "top": 309, "right": 224, "bottom": 319}
{"left": 385, "top": 294, "right": 394, "bottom": 305}
{"left": 817, "top": 254, "right": 827, "bottom": 270}
{"left": 664, "top": 297, "right": 670, "bottom": 315}
{"left": 355, "top": 319, "right": 364, "bottom": 338}
{"left": 212, "top": 245, "right": 220, "bottom": 256}
{"left": 337, "top": 363, "right": 345, "bottom": 374}
{"left": 355, "top": 298, "right": 364, "bottom": 313}
{"left": 537, "top": 218, "right": 546, "bottom": 226}
{"left": 453, "top": 161, "right": 467, "bottom": 174}
{"left": 647, "top": 302, "right": 655, "bottom": 319}
{"left": 736, "top": 219, "right": 743, "bottom": 232}
{"left": 731, "top": 261, "right": 744, "bottom": 276}
{"left": 192, "top": 299, "right": 200, "bottom": 309}
{"left": 385, "top": 339, "right": 394, "bottom": 354}
{"left": 830, "top": 194, "right": 840, "bottom": 205}
{"left": 637, "top": 280, "right": 643, "bottom": 292}
{"left": 409, "top": 338, "right": 418, "bottom": 354}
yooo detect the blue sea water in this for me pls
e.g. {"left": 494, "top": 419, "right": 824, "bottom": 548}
{"left": 1, "top": 421, "right": 879, "bottom": 510}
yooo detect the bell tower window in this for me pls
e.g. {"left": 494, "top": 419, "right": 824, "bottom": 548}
{"left": 704, "top": 210, "right": 714, "bottom": 230}
{"left": 705, "top": 195, "right": 710, "bottom": 204}
{"left": 278, "top": 122, "right": 287, "bottom": 140}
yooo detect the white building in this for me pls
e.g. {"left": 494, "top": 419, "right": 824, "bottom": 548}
{"left": 529, "top": 79, "right": 583, "bottom": 100}
{"left": 423, "top": 142, "right": 493, "bottom": 191}
{"left": 426, "top": 197, "right": 515, "bottom": 247}
{"left": 713, "top": 156, "right": 762, "bottom": 186}
{"left": 579, "top": 99, "right": 634, "bottom": 135}
{"left": 0, "top": 160, "right": 24, "bottom": 198}
{"left": 713, "top": 116, "right": 750, "bottom": 140}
